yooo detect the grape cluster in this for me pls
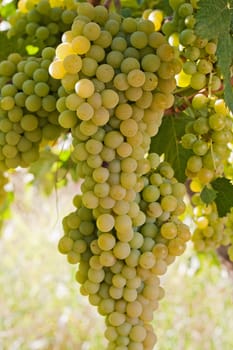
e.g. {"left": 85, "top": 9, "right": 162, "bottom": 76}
{"left": 7, "top": 0, "right": 78, "bottom": 56}
{"left": 50, "top": 2, "right": 190, "bottom": 348}
{"left": 163, "top": 0, "right": 221, "bottom": 91}
{"left": 191, "top": 193, "right": 229, "bottom": 252}
{"left": 59, "top": 157, "right": 190, "bottom": 350}
{"left": 181, "top": 96, "right": 233, "bottom": 184}
{"left": 0, "top": 48, "right": 64, "bottom": 169}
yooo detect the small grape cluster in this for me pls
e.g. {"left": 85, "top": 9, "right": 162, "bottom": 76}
{"left": 50, "top": 2, "right": 190, "bottom": 349}
{"left": 163, "top": 0, "right": 221, "bottom": 91}
{"left": 0, "top": 48, "right": 64, "bottom": 169}
{"left": 7, "top": 0, "right": 78, "bottom": 56}
{"left": 181, "top": 95, "right": 233, "bottom": 184}
{"left": 191, "top": 193, "right": 229, "bottom": 253}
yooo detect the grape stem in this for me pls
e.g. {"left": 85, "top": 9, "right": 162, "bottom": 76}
{"left": 164, "top": 82, "right": 226, "bottom": 116}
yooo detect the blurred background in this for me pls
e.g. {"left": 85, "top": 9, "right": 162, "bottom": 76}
{"left": 0, "top": 171, "right": 233, "bottom": 350}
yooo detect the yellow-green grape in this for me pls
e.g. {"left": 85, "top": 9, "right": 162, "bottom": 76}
{"left": 75, "top": 79, "right": 95, "bottom": 98}
{"left": 96, "top": 64, "right": 115, "bottom": 83}
{"left": 63, "top": 54, "right": 82, "bottom": 74}
{"left": 71, "top": 35, "right": 91, "bottom": 55}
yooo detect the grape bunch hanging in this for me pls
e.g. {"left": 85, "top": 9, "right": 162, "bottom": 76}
{"left": 48, "top": 2, "right": 191, "bottom": 349}
{"left": 1, "top": 0, "right": 233, "bottom": 349}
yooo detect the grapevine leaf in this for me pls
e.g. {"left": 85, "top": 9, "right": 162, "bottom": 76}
{"left": 150, "top": 113, "right": 193, "bottom": 182}
{"left": 0, "top": 1, "right": 16, "bottom": 18}
{"left": 200, "top": 186, "right": 217, "bottom": 205}
{"left": 195, "top": 0, "right": 231, "bottom": 39}
{"left": 211, "top": 178, "right": 233, "bottom": 217}
{"left": 216, "top": 33, "right": 233, "bottom": 113}
{"left": 0, "top": 31, "right": 19, "bottom": 60}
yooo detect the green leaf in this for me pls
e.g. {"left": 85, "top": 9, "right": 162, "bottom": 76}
{"left": 200, "top": 186, "right": 217, "bottom": 205}
{"left": 195, "top": 0, "right": 232, "bottom": 39}
{"left": 0, "top": 1, "right": 16, "bottom": 18}
{"left": 216, "top": 33, "right": 233, "bottom": 113}
{"left": 0, "top": 31, "right": 19, "bottom": 60}
{"left": 150, "top": 113, "right": 193, "bottom": 182}
{"left": 211, "top": 177, "right": 233, "bottom": 217}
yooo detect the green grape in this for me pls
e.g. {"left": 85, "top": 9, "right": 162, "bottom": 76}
{"left": 208, "top": 113, "right": 225, "bottom": 131}
{"left": 186, "top": 155, "right": 203, "bottom": 173}
{"left": 20, "top": 114, "right": 39, "bottom": 131}
{"left": 101, "top": 89, "right": 119, "bottom": 109}
{"left": 33, "top": 68, "right": 49, "bottom": 82}
{"left": 141, "top": 54, "right": 160, "bottom": 72}
{"left": 71, "top": 35, "right": 91, "bottom": 55}
{"left": 12, "top": 72, "right": 28, "bottom": 89}
{"left": 190, "top": 72, "right": 206, "bottom": 90}
{"left": 63, "top": 54, "right": 82, "bottom": 75}
{"left": 58, "top": 110, "right": 77, "bottom": 129}
{"left": 34, "top": 82, "right": 50, "bottom": 97}
{"left": 0, "top": 97, "right": 15, "bottom": 111}
{"left": 77, "top": 102, "right": 94, "bottom": 121}
{"left": 120, "top": 119, "right": 138, "bottom": 138}
{"left": 120, "top": 57, "right": 140, "bottom": 74}
{"left": 81, "top": 57, "right": 98, "bottom": 77}
{"left": 191, "top": 93, "right": 208, "bottom": 109}
{"left": 111, "top": 37, "right": 127, "bottom": 52}
{"left": 183, "top": 61, "right": 197, "bottom": 75}
{"left": 178, "top": 3, "right": 193, "bottom": 17}
{"left": 193, "top": 117, "right": 209, "bottom": 135}
{"left": 197, "top": 59, "right": 213, "bottom": 74}
{"left": 157, "top": 43, "right": 175, "bottom": 62}
{"left": 36, "top": 26, "right": 50, "bottom": 40}
{"left": 93, "top": 30, "right": 112, "bottom": 48}
{"left": 130, "top": 31, "right": 148, "bottom": 49}
{"left": 104, "top": 19, "right": 120, "bottom": 36}
{"left": 96, "top": 64, "right": 115, "bottom": 83}
{"left": 0, "top": 60, "right": 16, "bottom": 76}
{"left": 42, "top": 95, "right": 56, "bottom": 112}
{"left": 179, "top": 28, "right": 196, "bottom": 46}
{"left": 86, "top": 45, "right": 105, "bottom": 63}
{"left": 127, "top": 69, "right": 145, "bottom": 88}
{"left": 192, "top": 139, "right": 209, "bottom": 156}
{"left": 82, "top": 22, "right": 101, "bottom": 41}
{"left": 75, "top": 79, "right": 95, "bottom": 98}
{"left": 1, "top": 84, "right": 17, "bottom": 97}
